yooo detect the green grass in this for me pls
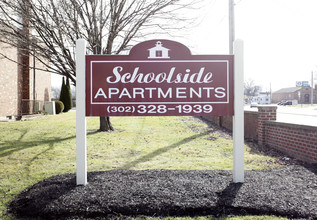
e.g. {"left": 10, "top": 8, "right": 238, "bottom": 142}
{"left": 0, "top": 112, "right": 287, "bottom": 219}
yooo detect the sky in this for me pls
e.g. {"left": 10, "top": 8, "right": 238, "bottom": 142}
{"left": 52, "top": 0, "right": 317, "bottom": 92}
{"left": 182, "top": 0, "right": 317, "bottom": 92}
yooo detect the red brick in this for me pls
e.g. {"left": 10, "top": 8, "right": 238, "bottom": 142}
{"left": 0, "top": 41, "right": 51, "bottom": 117}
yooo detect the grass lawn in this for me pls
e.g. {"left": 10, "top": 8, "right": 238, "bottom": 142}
{"left": 0, "top": 112, "right": 289, "bottom": 219}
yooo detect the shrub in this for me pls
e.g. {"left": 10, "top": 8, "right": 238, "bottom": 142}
{"left": 64, "top": 77, "right": 73, "bottom": 111}
{"left": 59, "top": 77, "right": 72, "bottom": 112}
{"left": 55, "top": 100, "right": 64, "bottom": 114}
{"left": 59, "top": 77, "right": 66, "bottom": 102}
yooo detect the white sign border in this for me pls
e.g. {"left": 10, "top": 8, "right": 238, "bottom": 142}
{"left": 89, "top": 60, "right": 230, "bottom": 105}
{"left": 76, "top": 39, "right": 244, "bottom": 185}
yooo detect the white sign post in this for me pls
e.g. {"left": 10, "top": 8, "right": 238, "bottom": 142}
{"left": 233, "top": 39, "right": 244, "bottom": 183}
{"left": 76, "top": 39, "right": 87, "bottom": 185}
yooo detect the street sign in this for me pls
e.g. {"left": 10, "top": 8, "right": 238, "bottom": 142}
{"left": 296, "top": 81, "right": 309, "bottom": 87}
{"left": 86, "top": 40, "right": 234, "bottom": 116}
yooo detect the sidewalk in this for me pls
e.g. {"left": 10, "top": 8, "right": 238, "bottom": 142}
{"left": 276, "top": 106, "right": 317, "bottom": 127}
{"left": 245, "top": 105, "right": 317, "bottom": 127}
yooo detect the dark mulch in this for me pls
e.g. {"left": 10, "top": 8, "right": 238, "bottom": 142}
{"left": 8, "top": 164, "right": 317, "bottom": 219}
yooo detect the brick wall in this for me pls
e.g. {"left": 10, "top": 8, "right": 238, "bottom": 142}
{"left": 266, "top": 122, "right": 317, "bottom": 163}
{"left": 221, "top": 116, "right": 233, "bottom": 131}
{"left": 272, "top": 87, "right": 317, "bottom": 104}
{"left": 272, "top": 92, "right": 298, "bottom": 103}
{"left": 203, "top": 106, "right": 317, "bottom": 164}
{"left": 257, "top": 106, "right": 277, "bottom": 145}
{"left": 244, "top": 111, "right": 258, "bottom": 140}
{"left": 0, "top": 41, "right": 51, "bottom": 118}
{"left": 0, "top": 43, "right": 19, "bottom": 117}
{"left": 203, "top": 110, "right": 258, "bottom": 141}
{"left": 29, "top": 55, "right": 51, "bottom": 102}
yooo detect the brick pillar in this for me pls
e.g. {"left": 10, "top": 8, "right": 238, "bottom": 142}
{"left": 257, "top": 105, "right": 277, "bottom": 145}
{"left": 19, "top": 9, "right": 30, "bottom": 115}
{"left": 22, "top": 54, "right": 30, "bottom": 100}
{"left": 19, "top": 48, "right": 30, "bottom": 115}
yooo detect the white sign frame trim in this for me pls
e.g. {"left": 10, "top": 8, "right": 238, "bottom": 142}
{"left": 75, "top": 39, "right": 244, "bottom": 185}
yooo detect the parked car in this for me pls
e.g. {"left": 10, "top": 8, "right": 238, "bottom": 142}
{"left": 250, "top": 102, "right": 258, "bottom": 108}
{"left": 278, "top": 100, "right": 292, "bottom": 106}
{"left": 277, "top": 100, "right": 286, "bottom": 105}
{"left": 283, "top": 100, "right": 293, "bottom": 105}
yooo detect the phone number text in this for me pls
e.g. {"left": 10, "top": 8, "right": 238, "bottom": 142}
{"left": 106, "top": 104, "right": 213, "bottom": 114}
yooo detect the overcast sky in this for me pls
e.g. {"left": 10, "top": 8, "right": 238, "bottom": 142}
{"left": 183, "top": 0, "right": 317, "bottom": 92}
{"left": 52, "top": 0, "right": 317, "bottom": 92}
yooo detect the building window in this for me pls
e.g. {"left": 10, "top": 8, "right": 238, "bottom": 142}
{"left": 305, "top": 94, "right": 309, "bottom": 103}
{"left": 156, "top": 50, "right": 162, "bottom": 57}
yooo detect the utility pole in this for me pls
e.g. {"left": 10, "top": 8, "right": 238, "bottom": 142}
{"left": 312, "top": 71, "right": 314, "bottom": 105}
{"left": 229, "top": 0, "right": 235, "bottom": 54}
{"left": 270, "top": 82, "right": 272, "bottom": 104}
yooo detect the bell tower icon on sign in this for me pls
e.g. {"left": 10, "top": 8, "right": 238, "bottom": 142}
{"left": 148, "top": 41, "right": 170, "bottom": 59}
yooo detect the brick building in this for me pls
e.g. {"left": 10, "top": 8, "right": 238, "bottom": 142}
{"left": 272, "top": 86, "right": 317, "bottom": 104}
{"left": 0, "top": 41, "right": 51, "bottom": 119}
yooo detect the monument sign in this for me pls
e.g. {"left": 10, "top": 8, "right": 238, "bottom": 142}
{"left": 86, "top": 40, "right": 233, "bottom": 116}
{"left": 76, "top": 39, "right": 244, "bottom": 185}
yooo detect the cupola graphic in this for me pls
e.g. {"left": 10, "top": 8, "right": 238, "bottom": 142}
{"left": 148, "top": 41, "right": 170, "bottom": 59}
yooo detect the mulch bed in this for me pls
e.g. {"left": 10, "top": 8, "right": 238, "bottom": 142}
{"left": 8, "top": 164, "right": 317, "bottom": 219}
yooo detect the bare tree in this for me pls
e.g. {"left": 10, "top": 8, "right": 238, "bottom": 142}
{"left": 0, "top": 0, "right": 201, "bottom": 131}
{"left": 244, "top": 79, "right": 262, "bottom": 100}
{"left": 51, "top": 85, "right": 61, "bottom": 100}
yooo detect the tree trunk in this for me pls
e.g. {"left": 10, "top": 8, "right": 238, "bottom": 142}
{"left": 99, "top": 116, "right": 114, "bottom": 131}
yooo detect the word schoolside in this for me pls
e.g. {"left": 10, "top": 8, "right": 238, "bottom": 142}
{"left": 104, "top": 66, "right": 214, "bottom": 84}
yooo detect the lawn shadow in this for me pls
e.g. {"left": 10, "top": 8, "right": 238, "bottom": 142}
{"left": 23, "top": 141, "right": 57, "bottom": 178}
{"left": 119, "top": 130, "right": 213, "bottom": 169}
{"left": 0, "top": 134, "right": 76, "bottom": 158}
{"left": 0, "top": 130, "right": 98, "bottom": 158}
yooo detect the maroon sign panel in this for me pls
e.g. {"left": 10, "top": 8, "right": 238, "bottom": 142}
{"left": 86, "top": 40, "right": 233, "bottom": 116}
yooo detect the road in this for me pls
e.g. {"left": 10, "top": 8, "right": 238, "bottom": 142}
{"left": 245, "top": 105, "right": 317, "bottom": 127}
